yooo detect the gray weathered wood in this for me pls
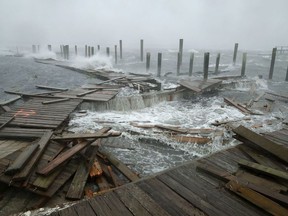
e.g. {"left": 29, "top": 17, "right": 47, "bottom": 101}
{"left": 203, "top": 52, "right": 209, "bottom": 80}
{"left": 215, "top": 53, "right": 220, "bottom": 74}
{"left": 269, "top": 47, "right": 277, "bottom": 80}
{"left": 233, "top": 43, "right": 238, "bottom": 65}
{"left": 189, "top": 53, "right": 194, "bottom": 76}
{"left": 119, "top": 40, "right": 123, "bottom": 59}
{"left": 42, "top": 98, "right": 70, "bottom": 105}
{"left": 241, "top": 53, "right": 247, "bottom": 77}
{"left": 36, "top": 85, "right": 68, "bottom": 91}
{"left": 140, "top": 39, "right": 144, "bottom": 62}
{"left": 146, "top": 52, "right": 150, "bottom": 72}
{"left": 157, "top": 53, "right": 162, "bottom": 77}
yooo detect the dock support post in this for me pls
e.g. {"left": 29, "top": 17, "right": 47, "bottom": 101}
{"left": 88, "top": 46, "right": 91, "bottom": 57}
{"left": 97, "top": 45, "right": 100, "bottom": 52}
{"left": 37, "top": 45, "right": 40, "bottom": 53}
{"left": 179, "top": 39, "right": 183, "bottom": 65}
{"left": 233, "top": 43, "right": 238, "bottom": 65}
{"left": 215, "top": 53, "right": 220, "bottom": 74}
{"left": 140, "top": 39, "right": 144, "bottom": 62}
{"left": 203, "top": 52, "right": 209, "bottom": 80}
{"left": 146, "top": 52, "right": 151, "bottom": 72}
{"left": 48, "top": 45, "right": 52, "bottom": 51}
{"left": 285, "top": 65, "right": 288, "bottom": 82}
{"left": 75, "top": 45, "right": 77, "bottom": 56}
{"left": 91, "top": 47, "right": 94, "bottom": 56}
{"left": 189, "top": 53, "right": 194, "bottom": 76}
{"left": 269, "top": 47, "right": 277, "bottom": 80}
{"left": 85, "top": 45, "right": 87, "bottom": 57}
{"left": 106, "top": 47, "right": 110, "bottom": 57}
{"left": 241, "top": 53, "right": 247, "bottom": 77}
{"left": 60, "top": 45, "right": 63, "bottom": 57}
{"left": 177, "top": 52, "right": 181, "bottom": 76}
{"left": 119, "top": 40, "right": 123, "bottom": 59}
{"left": 114, "top": 45, "right": 117, "bottom": 64}
{"left": 157, "top": 53, "right": 162, "bottom": 77}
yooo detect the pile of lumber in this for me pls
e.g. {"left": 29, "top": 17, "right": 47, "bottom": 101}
{"left": 197, "top": 125, "right": 288, "bottom": 216}
{"left": 0, "top": 127, "right": 139, "bottom": 208}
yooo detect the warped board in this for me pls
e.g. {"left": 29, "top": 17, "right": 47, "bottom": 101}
{"left": 178, "top": 79, "right": 222, "bottom": 93}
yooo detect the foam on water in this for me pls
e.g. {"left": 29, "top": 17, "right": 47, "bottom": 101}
{"left": 24, "top": 50, "right": 58, "bottom": 60}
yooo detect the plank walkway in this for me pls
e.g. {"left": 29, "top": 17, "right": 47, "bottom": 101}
{"left": 49, "top": 128, "right": 288, "bottom": 216}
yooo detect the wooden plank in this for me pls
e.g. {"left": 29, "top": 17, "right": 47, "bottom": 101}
{"left": 73, "top": 201, "right": 96, "bottom": 216}
{"left": 66, "top": 146, "right": 98, "bottom": 200}
{"left": 224, "top": 97, "right": 251, "bottom": 113}
{"left": 5, "top": 144, "right": 39, "bottom": 175}
{"left": 13, "top": 131, "right": 53, "bottom": 181}
{"left": 170, "top": 135, "right": 211, "bottom": 144}
{"left": 237, "top": 159, "right": 288, "bottom": 181}
{"left": 42, "top": 98, "right": 70, "bottom": 105}
{"left": 89, "top": 159, "right": 103, "bottom": 177}
{"left": 0, "top": 96, "right": 21, "bottom": 106}
{"left": 96, "top": 76, "right": 126, "bottom": 85}
{"left": 178, "top": 80, "right": 202, "bottom": 92}
{"left": 226, "top": 181, "right": 288, "bottom": 216}
{"left": 52, "top": 130, "right": 115, "bottom": 140}
{"left": 155, "top": 124, "right": 187, "bottom": 133}
{"left": 233, "top": 125, "right": 288, "bottom": 163}
{"left": 76, "top": 89, "right": 101, "bottom": 97}
{"left": 99, "top": 149, "right": 139, "bottom": 182}
{"left": 0, "top": 116, "right": 15, "bottom": 130}
{"left": 38, "top": 128, "right": 110, "bottom": 176}
{"left": 35, "top": 85, "right": 68, "bottom": 91}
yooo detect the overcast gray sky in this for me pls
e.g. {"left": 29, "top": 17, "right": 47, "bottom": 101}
{"left": 0, "top": 0, "right": 287, "bottom": 50}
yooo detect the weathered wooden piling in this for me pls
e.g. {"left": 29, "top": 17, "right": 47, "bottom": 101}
{"left": 179, "top": 39, "right": 184, "bottom": 65}
{"left": 37, "top": 45, "right": 40, "bottom": 53}
{"left": 32, "top": 45, "right": 36, "bottom": 53}
{"left": 285, "top": 65, "right": 288, "bottom": 82}
{"left": 119, "top": 40, "right": 123, "bottom": 59}
{"left": 146, "top": 52, "right": 151, "bottom": 72}
{"left": 106, "top": 47, "right": 110, "bottom": 57}
{"left": 215, "top": 53, "right": 220, "bottom": 74}
{"left": 91, "top": 47, "right": 94, "bottom": 56}
{"left": 203, "top": 52, "right": 209, "bottom": 80}
{"left": 140, "top": 39, "right": 144, "bottom": 62}
{"left": 269, "top": 47, "right": 277, "bottom": 80}
{"left": 85, "top": 45, "right": 88, "bottom": 57}
{"left": 241, "top": 53, "right": 247, "bottom": 77}
{"left": 88, "top": 46, "right": 91, "bottom": 57}
{"left": 74, "top": 45, "right": 78, "bottom": 56}
{"left": 60, "top": 45, "right": 63, "bottom": 57}
{"left": 189, "top": 53, "right": 194, "bottom": 76}
{"left": 177, "top": 52, "right": 181, "bottom": 76}
{"left": 97, "top": 45, "right": 100, "bottom": 51}
{"left": 64, "top": 45, "right": 69, "bottom": 60}
{"left": 114, "top": 45, "right": 117, "bottom": 64}
{"left": 48, "top": 45, "right": 52, "bottom": 52}
{"left": 157, "top": 53, "right": 162, "bottom": 77}
{"left": 233, "top": 43, "right": 238, "bottom": 65}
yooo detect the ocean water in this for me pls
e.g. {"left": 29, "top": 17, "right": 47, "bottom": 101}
{"left": 1, "top": 46, "right": 287, "bottom": 176}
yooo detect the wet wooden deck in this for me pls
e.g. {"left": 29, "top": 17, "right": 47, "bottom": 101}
{"left": 49, "top": 128, "right": 288, "bottom": 216}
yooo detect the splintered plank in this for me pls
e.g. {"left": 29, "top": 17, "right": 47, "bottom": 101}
{"left": 99, "top": 149, "right": 139, "bottom": 182}
{"left": 170, "top": 135, "right": 211, "bottom": 144}
{"left": 0, "top": 95, "right": 21, "bottom": 106}
{"left": 38, "top": 128, "right": 110, "bottom": 176}
{"left": 76, "top": 89, "right": 101, "bottom": 97}
{"left": 42, "top": 98, "right": 70, "bottom": 105}
{"left": 155, "top": 124, "right": 187, "bottom": 133}
{"left": 237, "top": 159, "right": 288, "bottom": 181}
{"left": 224, "top": 98, "right": 251, "bottom": 114}
{"left": 52, "top": 130, "right": 114, "bottom": 140}
{"left": 233, "top": 125, "right": 288, "bottom": 163}
{"left": 89, "top": 159, "right": 103, "bottom": 177}
{"left": 226, "top": 181, "right": 288, "bottom": 216}
{"left": 36, "top": 85, "right": 68, "bottom": 91}
{"left": 13, "top": 131, "right": 53, "bottom": 181}
{"left": 5, "top": 144, "right": 39, "bottom": 175}
{"left": 66, "top": 146, "right": 98, "bottom": 200}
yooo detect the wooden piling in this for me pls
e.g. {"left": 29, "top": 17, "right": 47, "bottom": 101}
{"left": 179, "top": 39, "right": 184, "bottom": 65}
{"left": 140, "top": 39, "right": 144, "bottom": 62}
{"left": 203, "top": 52, "right": 209, "bottom": 80}
{"left": 177, "top": 52, "right": 181, "bottom": 76}
{"left": 215, "top": 53, "right": 220, "bottom": 74}
{"left": 97, "top": 45, "right": 100, "bottom": 51}
{"left": 146, "top": 52, "right": 151, "bottom": 72}
{"left": 119, "top": 40, "right": 123, "bottom": 59}
{"left": 48, "top": 45, "right": 52, "bottom": 52}
{"left": 157, "top": 53, "right": 162, "bottom": 77}
{"left": 106, "top": 47, "right": 110, "bottom": 57}
{"left": 60, "top": 45, "right": 63, "bottom": 57}
{"left": 63, "top": 45, "right": 66, "bottom": 59}
{"left": 269, "top": 48, "right": 277, "bottom": 80}
{"left": 286, "top": 65, "right": 288, "bottom": 82}
{"left": 91, "top": 47, "right": 94, "bottom": 56}
{"left": 37, "top": 45, "right": 40, "bottom": 53}
{"left": 189, "top": 53, "right": 194, "bottom": 76}
{"left": 233, "top": 43, "right": 238, "bottom": 65}
{"left": 241, "top": 53, "right": 247, "bottom": 77}
{"left": 66, "top": 45, "right": 69, "bottom": 60}
{"left": 75, "top": 45, "right": 78, "bottom": 56}
{"left": 32, "top": 45, "right": 36, "bottom": 53}
{"left": 114, "top": 45, "right": 117, "bottom": 64}
{"left": 88, "top": 46, "right": 91, "bottom": 57}
{"left": 85, "top": 45, "right": 88, "bottom": 57}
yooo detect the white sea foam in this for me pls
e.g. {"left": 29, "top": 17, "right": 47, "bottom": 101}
{"left": 24, "top": 50, "right": 57, "bottom": 60}
{"left": 71, "top": 54, "right": 115, "bottom": 70}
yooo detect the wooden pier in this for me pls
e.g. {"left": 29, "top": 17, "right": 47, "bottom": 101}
{"left": 47, "top": 127, "right": 288, "bottom": 216}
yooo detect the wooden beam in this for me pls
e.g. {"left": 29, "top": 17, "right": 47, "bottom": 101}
{"left": 52, "top": 130, "right": 117, "bottom": 140}
{"left": 170, "top": 135, "right": 211, "bottom": 144}
{"left": 76, "top": 89, "right": 101, "bottom": 97}
{"left": 13, "top": 131, "right": 54, "bottom": 181}
{"left": 42, "top": 98, "right": 70, "bottom": 105}
{"left": 5, "top": 144, "right": 39, "bottom": 175}
{"left": 233, "top": 125, "right": 288, "bottom": 163}
{"left": 224, "top": 97, "right": 251, "bottom": 114}
{"left": 96, "top": 76, "right": 126, "bottom": 85}
{"left": 99, "top": 149, "right": 139, "bottom": 181}
{"left": 38, "top": 128, "right": 111, "bottom": 176}
{"left": 35, "top": 85, "right": 68, "bottom": 91}
{"left": 0, "top": 116, "right": 15, "bottom": 130}
{"left": 0, "top": 96, "right": 21, "bottom": 106}
{"left": 226, "top": 181, "right": 288, "bottom": 216}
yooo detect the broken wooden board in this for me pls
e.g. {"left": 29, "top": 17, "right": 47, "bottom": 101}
{"left": 35, "top": 85, "right": 68, "bottom": 91}
{"left": 233, "top": 125, "right": 288, "bottom": 163}
{"left": 90, "top": 159, "right": 103, "bottom": 177}
{"left": 52, "top": 129, "right": 117, "bottom": 140}
{"left": 224, "top": 97, "right": 252, "bottom": 114}
{"left": 42, "top": 98, "right": 70, "bottom": 105}
{"left": 178, "top": 79, "right": 222, "bottom": 93}
{"left": 0, "top": 116, "right": 15, "bottom": 130}
{"left": 5, "top": 144, "right": 39, "bottom": 175}
{"left": 0, "top": 96, "right": 22, "bottom": 106}
{"left": 226, "top": 180, "right": 288, "bottom": 216}
{"left": 155, "top": 124, "right": 187, "bottom": 133}
{"left": 170, "top": 135, "right": 211, "bottom": 144}
{"left": 38, "top": 128, "right": 110, "bottom": 176}
{"left": 0, "top": 127, "right": 48, "bottom": 139}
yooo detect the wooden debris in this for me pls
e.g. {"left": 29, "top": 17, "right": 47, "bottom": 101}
{"left": 155, "top": 124, "right": 187, "bottom": 133}
{"left": 5, "top": 144, "right": 39, "bottom": 175}
{"left": 99, "top": 149, "right": 139, "bottom": 181}
{"left": 212, "top": 117, "right": 251, "bottom": 126}
{"left": 96, "top": 76, "right": 126, "bottom": 85}
{"left": 0, "top": 116, "right": 15, "bottom": 130}
{"left": 107, "top": 165, "right": 119, "bottom": 187}
{"left": 170, "top": 135, "right": 211, "bottom": 144}
{"left": 76, "top": 89, "right": 100, "bottom": 97}
{"left": 52, "top": 129, "right": 119, "bottom": 140}
{"left": 89, "top": 159, "right": 103, "bottom": 177}
{"left": 233, "top": 125, "right": 288, "bottom": 163}
{"left": 226, "top": 181, "right": 288, "bottom": 216}
{"left": 224, "top": 97, "right": 251, "bottom": 114}
{"left": 0, "top": 96, "right": 21, "bottom": 106}
{"left": 36, "top": 85, "right": 68, "bottom": 91}
{"left": 95, "top": 175, "right": 111, "bottom": 192}
{"left": 42, "top": 98, "right": 70, "bottom": 105}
